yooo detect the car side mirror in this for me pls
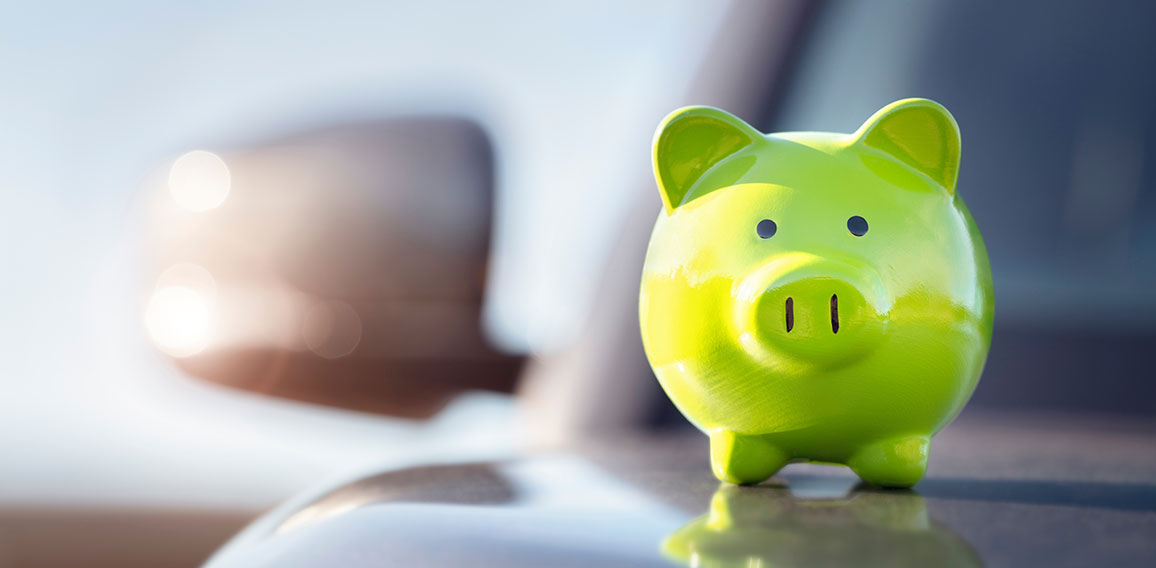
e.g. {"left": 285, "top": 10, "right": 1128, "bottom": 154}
{"left": 143, "top": 116, "right": 522, "bottom": 418}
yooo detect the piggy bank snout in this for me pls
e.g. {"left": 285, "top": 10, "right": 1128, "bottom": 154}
{"left": 736, "top": 257, "right": 888, "bottom": 365}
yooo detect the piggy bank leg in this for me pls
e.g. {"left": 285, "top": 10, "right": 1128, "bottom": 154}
{"left": 710, "top": 431, "right": 789, "bottom": 485}
{"left": 847, "top": 436, "right": 929, "bottom": 488}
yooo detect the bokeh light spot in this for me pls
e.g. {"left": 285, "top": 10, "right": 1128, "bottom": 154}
{"left": 168, "top": 150, "right": 231, "bottom": 211}
{"left": 301, "top": 300, "right": 362, "bottom": 359}
{"left": 145, "top": 286, "right": 211, "bottom": 357}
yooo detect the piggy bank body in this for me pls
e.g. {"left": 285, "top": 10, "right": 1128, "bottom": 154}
{"left": 639, "top": 99, "right": 993, "bottom": 488}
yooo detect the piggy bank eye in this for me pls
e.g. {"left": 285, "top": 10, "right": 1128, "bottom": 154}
{"left": 847, "top": 215, "right": 868, "bottom": 237}
{"left": 756, "top": 219, "right": 777, "bottom": 239}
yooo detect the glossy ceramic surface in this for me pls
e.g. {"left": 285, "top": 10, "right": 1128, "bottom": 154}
{"left": 639, "top": 99, "right": 993, "bottom": 487}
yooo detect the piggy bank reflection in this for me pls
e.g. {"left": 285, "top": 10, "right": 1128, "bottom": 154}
{"left": 663, "top": 485, "right": 981, "bottom": 568}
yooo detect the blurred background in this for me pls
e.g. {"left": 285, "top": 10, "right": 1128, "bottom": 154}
{"left": 1, "top": 0, "right": 1154, "bottom": 566}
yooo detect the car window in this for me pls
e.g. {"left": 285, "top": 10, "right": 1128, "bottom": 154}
{"left": 774, "top": 0, "right": 1156, "bottom": 331}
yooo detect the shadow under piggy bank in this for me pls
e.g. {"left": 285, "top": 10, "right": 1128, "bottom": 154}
{"left": 663, "top": 483, "right": 982, "bottom": 568}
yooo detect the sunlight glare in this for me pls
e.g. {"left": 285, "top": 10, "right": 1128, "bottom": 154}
{"left": 145, "top": 286, "right": 212, "bottom": 357}
{"left": 168, "top": 150, "right": 231, "bottom": 211}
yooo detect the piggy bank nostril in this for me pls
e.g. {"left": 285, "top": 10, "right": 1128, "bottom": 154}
{"left": 741, "top": 263, "right": 888, "bottom": 354}
{"left": 830, "top": 294, "right": 840, "bottom": 334}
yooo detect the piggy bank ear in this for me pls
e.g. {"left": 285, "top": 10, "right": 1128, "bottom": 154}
{"left": 653, "top": 106, "right": 762, "bottom": 213}
{"left": 854, "top": 98, "right": 961, "bottom": 194}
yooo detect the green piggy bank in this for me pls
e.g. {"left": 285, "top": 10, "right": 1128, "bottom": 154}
{"left": 639, "top": 99, "right": 993, "bottom": 488}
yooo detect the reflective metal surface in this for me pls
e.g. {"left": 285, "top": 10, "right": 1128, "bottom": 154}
{"left": 207, "top": 412, "right": 1156, "bottom": 567}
